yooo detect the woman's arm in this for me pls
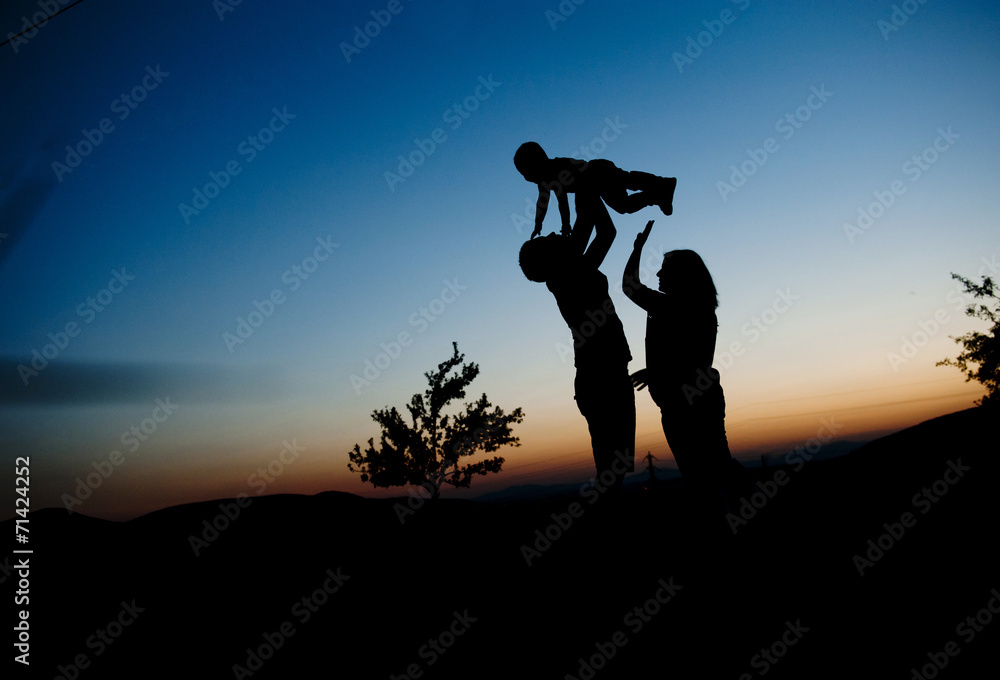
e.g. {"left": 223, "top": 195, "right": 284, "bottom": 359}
{"left": 622, "top": 220, "right": 663, "bottom": 313}
{"left": 623, "top": 221, "right": 666, "bottom": 390}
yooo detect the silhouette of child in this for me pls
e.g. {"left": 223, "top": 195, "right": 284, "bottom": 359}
{"left": 514, "top": 141, "right": 676, "bottom": 239}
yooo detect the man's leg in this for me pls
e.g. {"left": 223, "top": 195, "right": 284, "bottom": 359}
{"left": 609, "top": 369, "right": 636, "bottom": 491}
{"left": 576, "top": 370, "right": 635, "bottom": 497}
{"left": 593, "top": 370, "right": 636, "bottom": 496}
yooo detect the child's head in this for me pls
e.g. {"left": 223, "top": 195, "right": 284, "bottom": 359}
{"left": 518, "top": 233, "right": 576, "bottom": 282}
{"left": 514, "top": 142, "right": 549, "bottom": 181}
{"left": 657, "top": 250, "right": 719, "bottom": 309}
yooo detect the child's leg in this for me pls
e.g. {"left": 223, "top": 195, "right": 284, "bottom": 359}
{"left": 589, "top": 162, "right": 645, "bottom": 215}
{"left": 623, "top": 170, "right": 676, "bottom": 216}
{"left": 598, "top": 167, "right": 676, "bottom": 215}
{"left": 602, "top": 186, "right": 658, "bottom": 214}
{"left": 622, "top": 170, "right": 666, "bottom": 193}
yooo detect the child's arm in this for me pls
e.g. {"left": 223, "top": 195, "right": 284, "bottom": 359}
{"left": 531, "top": 185, "right": 550, "bottom": 239}
{"left": 556, "top": 191, "right": 571, "bottom": 234}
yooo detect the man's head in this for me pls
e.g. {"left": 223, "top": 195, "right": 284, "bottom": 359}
{"left": 519, "top": 233, "right": 577, "bottom": 283}
{"left": 513, "top": 141, "right": 549, "bottom": 182}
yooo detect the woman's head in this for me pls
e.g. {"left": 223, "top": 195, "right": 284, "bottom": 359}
{"left": 519, "top": 233, "right": 576, "bottom": 282}
{"left": 657, "top": 249, "right": 718, "bottom": 309}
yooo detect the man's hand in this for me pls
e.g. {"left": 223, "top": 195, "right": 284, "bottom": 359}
{"left": 630, "top": 368, "right": 650, "bottom": 392}
{"left": 530, "top": 226, "right": 542, "bottom": 239}
{"left": 634, "top": 220, "right": 654, "bottom": 250}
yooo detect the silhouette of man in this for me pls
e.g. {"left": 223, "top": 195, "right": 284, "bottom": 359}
{"left": 622, "top": 221, "right": 747, "bottom": 513}
{"left": 519, "top": 196, "right": 635, "bottom": 496}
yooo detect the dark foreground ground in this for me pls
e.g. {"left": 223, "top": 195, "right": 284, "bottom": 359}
{"left": 6, "top": 406, "right": 998, "bottom": 679}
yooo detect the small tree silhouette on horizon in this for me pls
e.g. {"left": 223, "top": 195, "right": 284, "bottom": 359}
{"left": 348, "top": 342, "right": 525, "bottom": 498}
{"left": 937, "top": 272, "right": 999, "bottom": 407}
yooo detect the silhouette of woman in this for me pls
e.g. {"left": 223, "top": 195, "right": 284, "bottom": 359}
{"left": 623, "top": 221, "right": 746, "bottom": 512}
{"left": 519, "top": 197, "right": 635, "bottom": 496}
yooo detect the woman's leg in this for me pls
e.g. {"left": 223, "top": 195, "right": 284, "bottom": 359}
{"left": 660, "top": 387, "right": 735, "bottom": 514}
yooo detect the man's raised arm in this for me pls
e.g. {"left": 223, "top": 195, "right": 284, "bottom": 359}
{"left": 579, "top": 200, "right": 617, "bottom": 270}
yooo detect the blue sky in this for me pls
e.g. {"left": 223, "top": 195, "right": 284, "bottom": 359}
{"left": 2, "top": 0, "right": 998, "bottom": 519}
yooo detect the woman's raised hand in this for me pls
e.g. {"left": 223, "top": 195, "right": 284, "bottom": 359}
{"left": 634, "top": 220, "right": 654, "bottom": 250}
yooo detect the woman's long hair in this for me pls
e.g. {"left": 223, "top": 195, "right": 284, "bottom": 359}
{"left": 659, "top": 249, "right": 719, "bottom": 310}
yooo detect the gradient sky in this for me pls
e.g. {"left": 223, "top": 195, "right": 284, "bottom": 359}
{"left": 2, "top": 0, "right": 997, "bottom": 520}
